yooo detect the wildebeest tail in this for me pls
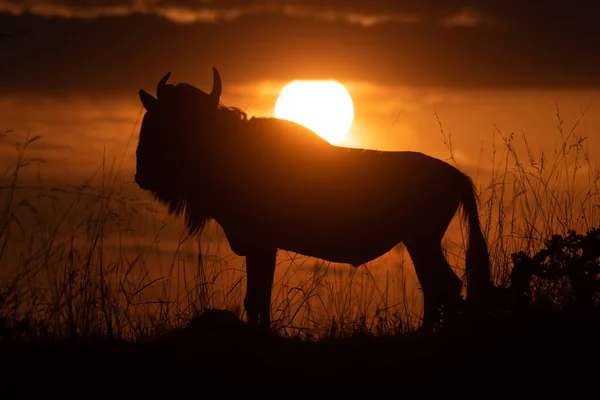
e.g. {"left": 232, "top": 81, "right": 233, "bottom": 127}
{"left": 458, "top": 173, "right": 492, "bottom": 303}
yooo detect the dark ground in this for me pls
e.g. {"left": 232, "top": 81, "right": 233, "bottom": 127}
{"left": 1, "top": 308, "right": 599, "bottom": 399}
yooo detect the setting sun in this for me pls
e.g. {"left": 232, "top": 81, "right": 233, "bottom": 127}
{"left": 274, "top": 80, "right": 354, "bottom": 144}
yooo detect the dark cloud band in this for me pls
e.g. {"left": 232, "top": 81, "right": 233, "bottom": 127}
{"left": 0, "top": 0, "right": 499, "bottom": 27}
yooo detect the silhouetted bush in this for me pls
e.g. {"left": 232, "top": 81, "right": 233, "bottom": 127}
{"left": 509, "top": 228, "right": 600, "bottom": 312}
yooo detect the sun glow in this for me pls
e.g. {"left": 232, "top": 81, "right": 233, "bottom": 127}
{"left": 274, "top": 80, "right": 354, "bottom": 145}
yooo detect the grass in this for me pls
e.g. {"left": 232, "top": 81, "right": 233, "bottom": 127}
{"left": 0, "top": 130, "right": 416, "bottom": 341}
{"left": 1, "top": 110, "right": 599, "bottom": 395}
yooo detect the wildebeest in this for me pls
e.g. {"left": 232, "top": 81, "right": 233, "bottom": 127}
{"left": 135, "top": 68, "right": 492, "bottom": 332}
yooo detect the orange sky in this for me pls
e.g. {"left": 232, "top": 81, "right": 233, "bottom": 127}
{"left": 2, "top": 83, "right": 598, "bottom": 180}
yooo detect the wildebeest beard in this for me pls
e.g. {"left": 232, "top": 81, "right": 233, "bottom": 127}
{"left": 149, "top": 181, "right": 209, "bottom": 238}
{"left": 143, "top": 103, "right": 250, "bottom": 245}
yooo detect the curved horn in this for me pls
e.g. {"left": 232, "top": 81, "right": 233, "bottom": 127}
{"left": 156, "top": 72, "right": 172, "bottom": 98}
{"left": 210, "top": 67, "right": 222, "bottom": 103}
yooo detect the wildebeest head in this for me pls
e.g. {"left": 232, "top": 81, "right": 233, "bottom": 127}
{"left": 135, "top": 68, "right": 222, "bottom": 193}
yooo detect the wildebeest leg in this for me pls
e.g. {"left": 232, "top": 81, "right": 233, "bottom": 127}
{"left": 244, "top": 249, "right": 277, "bottom": 331}
{"left": 405, "top": 237, "right": 463, "bottom": 332}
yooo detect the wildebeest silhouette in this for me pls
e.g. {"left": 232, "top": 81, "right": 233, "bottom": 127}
{"left": 135, "top": 68, "right": 492, "bottom": 332}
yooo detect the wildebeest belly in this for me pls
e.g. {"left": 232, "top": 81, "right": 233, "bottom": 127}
{"left": 276, "top": 229, "right": 403, "bottom": 266}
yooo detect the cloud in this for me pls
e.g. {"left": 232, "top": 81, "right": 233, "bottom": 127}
{"left": 0, "top": 0, "right": 490, "bottom": 27}
{"left": 0, "top": 1, "right": 133, "bottom": 19}
{"left": 442, "top": 9, "right": 484, "bottom": 27}
{"left": 441, "top": 8, "right": 507, "bottom": 29}
{"left": 0, "top": 0, "right": 238, "bottom": 22}
{"left": 279, "top": 5, "right": 421, "bottom": 27}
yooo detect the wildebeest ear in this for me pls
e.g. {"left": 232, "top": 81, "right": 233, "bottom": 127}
{"left": 139, "top": 89, "right": 157, "bottom": 111}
